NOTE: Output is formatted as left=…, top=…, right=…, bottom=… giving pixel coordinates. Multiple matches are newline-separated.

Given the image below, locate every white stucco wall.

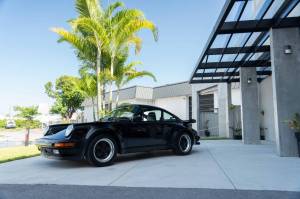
left=259, top=76, right=275, bottom=142
left=231, top=88, right=241, bottom=105
left=154, top=96, right=189, bottom=120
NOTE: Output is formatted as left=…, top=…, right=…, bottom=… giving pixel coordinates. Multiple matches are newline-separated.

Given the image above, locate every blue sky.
left=0, top=0, right=225, bottom=115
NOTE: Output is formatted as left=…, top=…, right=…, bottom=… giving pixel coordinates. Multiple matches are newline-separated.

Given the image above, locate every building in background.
left=82, top=82, right=193, bottom=122
left=189, top=0, right=300, bottom=157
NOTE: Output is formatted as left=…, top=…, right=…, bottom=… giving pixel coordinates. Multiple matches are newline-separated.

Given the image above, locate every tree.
left=52, top=0, right=158, bottom=115
left=114, top=60, right=156, bottom=106
left=14, top=106, right=39, bottom=146
left=53, top=0, right=110, bottom=119
left=45, top=76, right=85, bottom=121
left=77, top=69, right=97, bottom=121
left=104, top=4, right=158, bottom=110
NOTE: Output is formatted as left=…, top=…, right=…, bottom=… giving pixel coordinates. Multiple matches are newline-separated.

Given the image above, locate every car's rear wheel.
left=87, top=135, right=117, bottom=167
left=173, top=133, right=193, bottom=155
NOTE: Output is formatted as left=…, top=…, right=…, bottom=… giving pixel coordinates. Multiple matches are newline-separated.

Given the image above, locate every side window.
left=114, top=106, right=135, bottom=119
left=141, top=109, right=162, bottom=122
left=162, top=111, right=177, bottom=122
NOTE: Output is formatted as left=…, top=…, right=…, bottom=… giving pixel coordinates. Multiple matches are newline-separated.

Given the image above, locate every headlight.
left=65, top=125, right=74, bottom=137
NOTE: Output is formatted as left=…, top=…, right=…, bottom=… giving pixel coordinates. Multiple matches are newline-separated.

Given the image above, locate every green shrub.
left=15, top=119, right=41, bottom=129
left=0, top=120, right=6, bottom=128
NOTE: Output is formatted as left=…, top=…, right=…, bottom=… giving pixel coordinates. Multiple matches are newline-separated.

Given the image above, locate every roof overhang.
left=190, top=0, right=300, bottom=84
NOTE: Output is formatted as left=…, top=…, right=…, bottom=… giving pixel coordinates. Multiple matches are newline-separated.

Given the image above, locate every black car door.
left=139, top=108, right=166, bottom=146
left=120, top=106, right=163, bottom=149
left=160, top=110, right=180, bottom=145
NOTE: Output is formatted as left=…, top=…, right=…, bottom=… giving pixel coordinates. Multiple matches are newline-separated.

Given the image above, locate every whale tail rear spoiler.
left=183, top=119, right=196, bottom=124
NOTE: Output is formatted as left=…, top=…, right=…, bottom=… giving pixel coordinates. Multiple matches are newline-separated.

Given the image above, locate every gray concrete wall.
left=270, top=27, right=300, bottom=157
left=240, top=67, right=260, bottom=144
left=218, top=83, right=233, bottom=138
left=259, top=76, right=276, bottom=142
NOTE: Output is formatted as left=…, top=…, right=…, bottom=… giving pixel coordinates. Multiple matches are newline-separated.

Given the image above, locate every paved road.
left=0, top=184, right=299, bottom=199
left=0, top=129, right=43, bottom=148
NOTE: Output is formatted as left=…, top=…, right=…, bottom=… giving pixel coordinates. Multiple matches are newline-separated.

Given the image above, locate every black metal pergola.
left=190, top=0, right=300, bottom=84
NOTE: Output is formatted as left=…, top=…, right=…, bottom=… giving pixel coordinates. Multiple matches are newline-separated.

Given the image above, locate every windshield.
left=102, top=106, right=136, bottom=121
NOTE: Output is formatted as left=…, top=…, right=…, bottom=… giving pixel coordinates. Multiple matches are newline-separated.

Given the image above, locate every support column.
left=271, top=27, right=300, bottom=157
left=240, top=67, right=260, bottom=144
left=218, top=83, right=233, bottom=138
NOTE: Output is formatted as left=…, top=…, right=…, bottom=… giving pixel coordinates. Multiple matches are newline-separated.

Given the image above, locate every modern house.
left=189, top=0, right=300, bottom=157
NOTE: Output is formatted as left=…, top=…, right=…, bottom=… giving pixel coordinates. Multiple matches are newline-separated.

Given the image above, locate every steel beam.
left=198, top=60, right=270, bottom=69
left=207, top=46, right=270, bottom=55
left=194, top=70, right=271, bottom=78
left=219, top=17, right=300, bottom=34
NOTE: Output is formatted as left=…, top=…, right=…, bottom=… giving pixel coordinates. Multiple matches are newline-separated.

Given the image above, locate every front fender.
left=80, top=125, right=123, bottom=158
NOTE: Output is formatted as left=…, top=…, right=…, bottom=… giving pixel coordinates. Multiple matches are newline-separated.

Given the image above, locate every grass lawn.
left=0, top=145, right=40, bottom=164
left=0, top=128, right=25, bottom=132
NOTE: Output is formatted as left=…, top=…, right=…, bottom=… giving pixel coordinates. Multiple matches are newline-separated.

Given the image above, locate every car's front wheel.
left=87, top=135, right=117, bottom=167
left=173, top=133, right=193, bottom=155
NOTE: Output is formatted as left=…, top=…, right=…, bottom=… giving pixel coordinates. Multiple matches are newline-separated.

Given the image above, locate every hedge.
left=0, top=119, right=41, bottom=129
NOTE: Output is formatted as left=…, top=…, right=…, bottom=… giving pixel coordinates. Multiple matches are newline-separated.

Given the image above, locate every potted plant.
left=204, top=120, right=210, bottom=137
left=231, top=127, right=242, bottom=140
left=286, top=113, right=300, bottom=157
left=260, top=126, right=267, bottom=140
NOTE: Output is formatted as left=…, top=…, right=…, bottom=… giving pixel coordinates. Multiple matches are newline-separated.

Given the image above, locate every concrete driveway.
left=0, top=140, right=300, bottom=192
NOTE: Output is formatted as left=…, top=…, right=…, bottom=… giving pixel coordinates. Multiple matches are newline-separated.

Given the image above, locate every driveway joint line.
left=107, top=162, right=140, bottom=186
left=206, top=146, right=237, bottom=190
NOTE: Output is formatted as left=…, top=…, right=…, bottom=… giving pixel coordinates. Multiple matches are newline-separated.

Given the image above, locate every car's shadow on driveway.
left=38, top=148, right=202, bottom=168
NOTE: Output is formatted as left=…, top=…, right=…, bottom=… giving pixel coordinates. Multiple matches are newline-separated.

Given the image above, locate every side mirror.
left=189, top=119, right=196, bottom=123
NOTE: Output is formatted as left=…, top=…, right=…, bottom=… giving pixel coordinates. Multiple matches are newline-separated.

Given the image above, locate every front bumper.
left=36, top=138, right=83, bottom=160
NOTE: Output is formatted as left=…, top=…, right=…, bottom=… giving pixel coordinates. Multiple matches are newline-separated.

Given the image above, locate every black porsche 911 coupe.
left=36, top=104, right=200, bottom=167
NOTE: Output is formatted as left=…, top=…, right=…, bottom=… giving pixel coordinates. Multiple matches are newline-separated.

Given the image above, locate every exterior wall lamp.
left=284, top=45, right=293, bottom=54
left=247, top=77, right=252, bottom=84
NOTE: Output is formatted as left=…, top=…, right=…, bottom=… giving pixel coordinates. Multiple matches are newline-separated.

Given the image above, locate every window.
left=162, top=111, right=177, bottom=122
left=141, top=109, right=162, bottom=122
left=104, top=106, right=136, bottom=121
left=199, top=94, right=214, bottom=112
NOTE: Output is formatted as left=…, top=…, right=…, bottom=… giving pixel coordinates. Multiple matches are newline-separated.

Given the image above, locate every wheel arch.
left=171, top=128, right=195, bottom=146
left=82, top=127, right=122, bottom=157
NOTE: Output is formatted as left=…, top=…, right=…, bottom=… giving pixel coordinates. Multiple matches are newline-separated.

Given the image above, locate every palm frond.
left=51, top=27, right=96, bottom=62
left=122, top=70, right=156, bottom=86
left=72, top=17, right=109, bottom=48
left=76, top=0, right=103, bottom=20
left=126, top=35, right=142, bottom=54
left=104, top=1, right=125, bottom=19
left=112, top=9, right=145, bottom=29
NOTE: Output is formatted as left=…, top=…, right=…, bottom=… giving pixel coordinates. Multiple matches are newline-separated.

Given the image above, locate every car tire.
left=87, top=134, right=117, bottom=167
left=173, top=133, right=193, bottom=155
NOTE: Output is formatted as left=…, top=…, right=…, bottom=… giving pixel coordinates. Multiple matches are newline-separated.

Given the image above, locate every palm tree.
left=52, top=0, right=109, bottom=119
left=14, top=106, right=39, bottom=146
left=77, top=69, right=97, bottom=121
left=106, top=7, right=158, bottom=110
left=114, top=60, right=156, bottom=107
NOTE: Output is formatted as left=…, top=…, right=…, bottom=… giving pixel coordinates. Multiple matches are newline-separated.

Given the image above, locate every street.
left=0, top=129, right=43, bottom=148
left=0, top=184, right=299, bottom=199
